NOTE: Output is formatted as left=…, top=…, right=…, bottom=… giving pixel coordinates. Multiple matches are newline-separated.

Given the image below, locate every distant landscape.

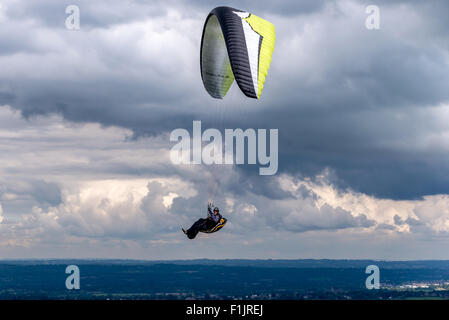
left=0, top=260, right=448, bottom=300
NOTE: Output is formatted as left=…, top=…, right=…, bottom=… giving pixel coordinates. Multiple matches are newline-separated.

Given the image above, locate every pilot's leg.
left=186, top=218, right=207, bottom=239
left=205, top=218, right=217, bottom=230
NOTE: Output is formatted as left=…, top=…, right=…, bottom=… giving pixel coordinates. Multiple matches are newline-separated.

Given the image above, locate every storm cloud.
left=0, top=0, right=449, bottom=259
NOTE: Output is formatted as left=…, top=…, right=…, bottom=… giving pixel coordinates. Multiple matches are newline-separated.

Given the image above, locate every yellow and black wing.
left=200, top=6, right=276, bottom=99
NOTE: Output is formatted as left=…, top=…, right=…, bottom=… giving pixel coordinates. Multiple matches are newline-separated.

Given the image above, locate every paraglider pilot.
left=183, top=202, right=223, bottom=239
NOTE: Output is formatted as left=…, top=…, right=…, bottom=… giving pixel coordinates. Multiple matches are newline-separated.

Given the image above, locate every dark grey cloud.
left=0, top=105, right=449, bottom=259
left=3, top=0, right=327, bottom=28
left=1, top=0, right=449, bottom=202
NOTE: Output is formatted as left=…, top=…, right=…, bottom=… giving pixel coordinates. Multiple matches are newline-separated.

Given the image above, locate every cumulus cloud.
left=1, top=0, right=449, bottom=199
left=0, top=106, right=447, bottom=259
left=0, top=0, right=449, bottom=258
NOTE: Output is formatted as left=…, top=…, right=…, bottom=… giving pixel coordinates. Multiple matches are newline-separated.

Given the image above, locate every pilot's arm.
left=207, top=203, right=214, bottom=219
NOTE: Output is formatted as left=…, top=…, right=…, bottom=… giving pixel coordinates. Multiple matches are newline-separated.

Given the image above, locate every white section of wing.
left=233, top=11, right=250, bottom=18
left=233, top=11, right=260, bottom=97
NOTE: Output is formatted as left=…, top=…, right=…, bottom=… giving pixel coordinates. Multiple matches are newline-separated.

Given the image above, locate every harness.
left=200, top=218, right=227, bottom=234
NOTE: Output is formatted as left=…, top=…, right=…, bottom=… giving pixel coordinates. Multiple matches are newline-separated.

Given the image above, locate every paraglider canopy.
left=200, top=6, right=276, bottom=99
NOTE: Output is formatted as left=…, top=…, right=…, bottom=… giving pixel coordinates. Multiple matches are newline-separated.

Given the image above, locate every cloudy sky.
left=0, top=0, right=449, bottom=259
